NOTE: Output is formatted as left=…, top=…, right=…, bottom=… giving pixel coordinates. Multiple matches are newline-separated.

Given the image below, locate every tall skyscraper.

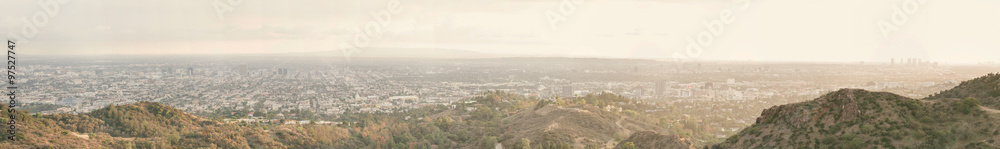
left=277, top=68, right=288, bottom=75
left=187, top=68, right=194, bottom=76
left=239, top=64, right=248, bottom=76
left=563, top=86, right=573, bottom=97
left=655, top=80, right=665, bottom=97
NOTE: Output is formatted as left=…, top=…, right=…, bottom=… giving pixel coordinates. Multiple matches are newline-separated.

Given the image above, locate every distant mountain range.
left=277, top=48, right=514, bottom=59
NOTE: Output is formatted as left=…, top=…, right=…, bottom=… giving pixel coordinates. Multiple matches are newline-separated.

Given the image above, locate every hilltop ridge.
left=614, top=131, right=696, bottom=149
left=928, top=73, right=1000, bottom=109
left=1, top=91, right=689, bottom=148
left=0, top=101, right=337, bottom=148
left=714, top=86, right=1000, bottom=148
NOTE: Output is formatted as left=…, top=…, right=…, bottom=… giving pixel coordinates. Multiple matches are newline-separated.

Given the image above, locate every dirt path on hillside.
left=606, top=139, right=617, bottom=149
left=70, top=132, right=89, bottom=139
left=572, top=137, right=585, bottom=149
left=606, top=117, right=629, bottom=149
left=981, top=106, right=1000, bottom=114
left=615, top=117, right=630, bottom=134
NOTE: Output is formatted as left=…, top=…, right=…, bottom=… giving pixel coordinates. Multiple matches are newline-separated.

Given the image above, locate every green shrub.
left=535, top=100, right=550, bottom=110
left=620, top=142, right=638, bottom=149
left=845, top=138, right=865, bottom=149
left=615, top=131, right=630, bottom=141
left=518, top=138, right=531, bottom=149
left=623, top=110, right=639, bottom=117
left=860, top=124, right=875, bottom=134
left=954, top=97, right=981, bottom=114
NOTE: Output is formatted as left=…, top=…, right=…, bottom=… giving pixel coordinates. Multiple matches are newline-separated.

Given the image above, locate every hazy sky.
left=3, top=0, right=999, bottom=64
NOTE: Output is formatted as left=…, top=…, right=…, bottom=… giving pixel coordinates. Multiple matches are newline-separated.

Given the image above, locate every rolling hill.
left=0, top=91, right=686, bottom=149
left=928, top=73, right=1000, bottom=109
left=613, top=131, right=697, bottom=149
left=0, top=101, right=338, bottom=148
left=499, top=103, right=662, bottom=148
left=712, top=87, right=1000, bottom=148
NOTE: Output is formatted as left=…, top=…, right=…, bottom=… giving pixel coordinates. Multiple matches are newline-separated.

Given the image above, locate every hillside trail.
left=615, top=117, right=628, bottom=133
left=572, top=137, right=585, bottom=149
left=603, top=116, right=629, bottom=149
left=980, top=106, right=1000, bottom=114
left=70, top=132, right=89, bottom=139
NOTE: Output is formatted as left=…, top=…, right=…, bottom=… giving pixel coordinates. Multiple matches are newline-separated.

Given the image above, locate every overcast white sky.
left=2, top=0, right=999, bottom=64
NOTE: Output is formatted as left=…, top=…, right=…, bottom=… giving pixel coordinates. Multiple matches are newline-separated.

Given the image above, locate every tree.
left=554, top=97, right=566, bottom=106
left=620, top=142, right=638, bottom=149
left=422, top=116, right=433, bottom=124
left=860, top=124, right=875, bottom=134
left=435, top=117, right=453, bottom=130
left=535, top=100, right=550, bottom=110
left=394, top=132, right=415, bottom=144
left=472, top=107, right=500, bottom=120
left=845, top=138, right=864, bottom=148
left=492, top=96, right=503, bottom=103
left=519, top=138, right=531, bottom=149
left=955, top=97, right=981, bottom=114
left=623, top=110, right=639, bottom=117
left=480, top=136, right=498, bottom=149
left=615, top=132, right=631, bottom=141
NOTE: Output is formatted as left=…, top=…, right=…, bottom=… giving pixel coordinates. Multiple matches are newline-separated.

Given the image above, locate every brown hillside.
left=714, top=89, right=1000, bottom=149
left=928, top=73, right=1000, bottom=109
left=614, top=131, right=696, bottom=149
left=500, top=104, right=661, bottom=148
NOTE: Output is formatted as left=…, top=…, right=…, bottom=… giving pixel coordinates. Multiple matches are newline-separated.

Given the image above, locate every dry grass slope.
left=714, top=87, right=1000, bottom=149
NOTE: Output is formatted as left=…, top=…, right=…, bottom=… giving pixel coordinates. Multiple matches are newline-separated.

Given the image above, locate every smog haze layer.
left=2, top=0, right=1000, bottom=64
